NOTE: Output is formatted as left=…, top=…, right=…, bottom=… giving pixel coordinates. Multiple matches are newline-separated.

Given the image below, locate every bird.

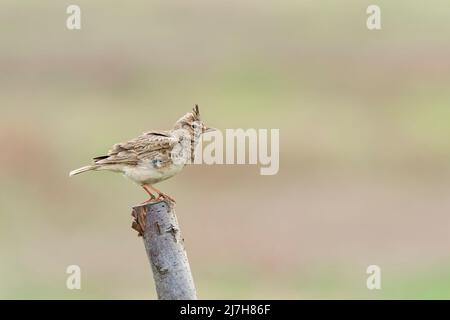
left=69, top=104, right=215, bottom=203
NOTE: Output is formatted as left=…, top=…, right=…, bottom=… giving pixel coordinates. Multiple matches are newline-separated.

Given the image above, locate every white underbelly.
left=123, top=162, right=184, bottom=185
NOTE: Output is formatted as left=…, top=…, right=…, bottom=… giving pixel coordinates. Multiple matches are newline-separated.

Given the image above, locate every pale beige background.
left=1, top=1, right=450, bottom=299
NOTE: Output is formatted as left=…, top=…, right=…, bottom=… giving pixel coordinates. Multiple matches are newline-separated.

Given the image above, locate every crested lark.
left=69, top=105, right=215, bottom=203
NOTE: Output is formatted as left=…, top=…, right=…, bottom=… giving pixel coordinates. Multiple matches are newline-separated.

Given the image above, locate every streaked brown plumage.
left=69, top=105, right=214, bottom=203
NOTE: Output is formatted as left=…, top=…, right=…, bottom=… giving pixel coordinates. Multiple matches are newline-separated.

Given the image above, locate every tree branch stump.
left=131, top=200, right=197, bottom=300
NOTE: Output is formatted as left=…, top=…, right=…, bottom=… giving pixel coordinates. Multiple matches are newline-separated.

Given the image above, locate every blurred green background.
left=1, top=0, right=450, bottom=299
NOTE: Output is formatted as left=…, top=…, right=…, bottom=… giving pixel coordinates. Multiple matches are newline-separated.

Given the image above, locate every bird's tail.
left=69, top=165, right=99, bottom=177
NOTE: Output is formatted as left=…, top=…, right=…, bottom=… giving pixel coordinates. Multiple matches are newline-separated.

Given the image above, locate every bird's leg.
left=141, top=184, right=158, bottom=204
left=151, top=185, right=176, bottom=203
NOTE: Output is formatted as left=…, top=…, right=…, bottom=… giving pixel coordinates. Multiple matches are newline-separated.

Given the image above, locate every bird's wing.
left=93, top=130, right=178, bottom=166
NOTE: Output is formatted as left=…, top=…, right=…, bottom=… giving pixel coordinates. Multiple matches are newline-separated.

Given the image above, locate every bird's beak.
left=203, top=127, right=217, bottom=133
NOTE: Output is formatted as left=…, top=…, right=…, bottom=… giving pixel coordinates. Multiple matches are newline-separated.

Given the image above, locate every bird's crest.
left=193, top=104, right=200, bottom=119
left=174, top=104, right=201, bottom=127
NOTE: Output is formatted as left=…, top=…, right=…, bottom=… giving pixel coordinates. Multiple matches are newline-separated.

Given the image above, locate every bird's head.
left=173, top=104, right=216, bottom=138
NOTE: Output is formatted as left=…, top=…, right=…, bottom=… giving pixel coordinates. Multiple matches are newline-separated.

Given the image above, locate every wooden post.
left=131, top=200, right=197, bottom=300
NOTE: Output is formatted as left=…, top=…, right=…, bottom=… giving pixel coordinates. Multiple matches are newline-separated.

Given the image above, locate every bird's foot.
left=141, top=198, right=157, bottom=205
left=141, top=184, right=175, bottom=204
left=140, top=193, right=159, bottom=205
left=156, top=193, right=176, bottom=204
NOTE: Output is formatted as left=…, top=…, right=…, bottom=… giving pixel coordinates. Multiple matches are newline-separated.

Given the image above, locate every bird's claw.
left=141, top=195, right=159, bottom=205
left=156, top=193, right=176, bottom=204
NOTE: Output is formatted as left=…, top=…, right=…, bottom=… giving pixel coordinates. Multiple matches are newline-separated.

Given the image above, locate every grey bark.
left=131, top=200, right=197, bottom=300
